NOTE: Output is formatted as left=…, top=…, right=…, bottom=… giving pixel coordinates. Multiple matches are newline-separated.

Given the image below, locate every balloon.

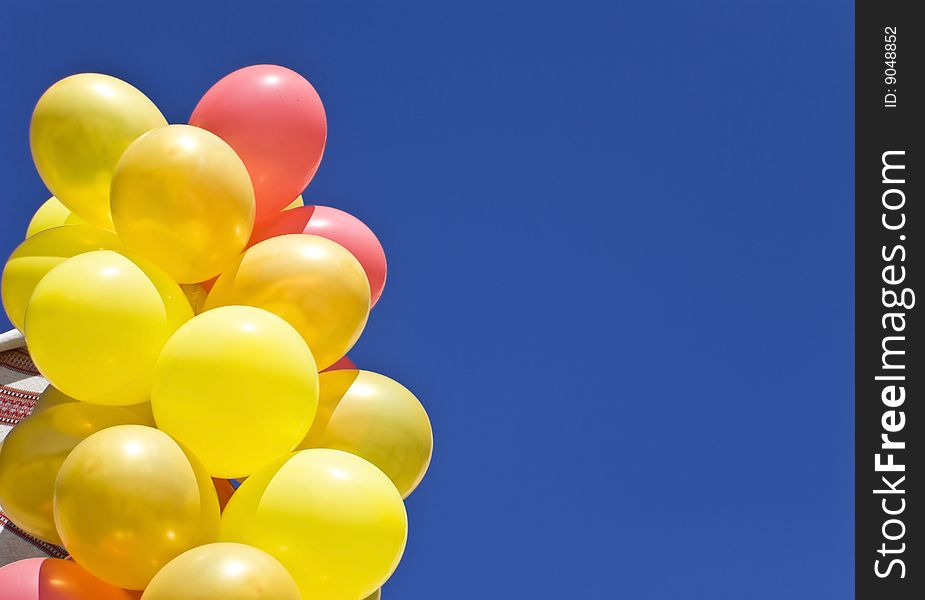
left=151, top=306, right=318, bottom=478
left=30, top=73, right=167, bottom=228
left=30, top=384, right=80, bottom=412
left=24, top=251, right=192, bottom=405
left=251, top=205, right=388, bottom=307
left=140, top=543, right=300, bottom=600
left=284, top=194, right=304, bottom=210
left=213, top=478, right=235, bottom=511
left=32, top=384, right=85, bottom=412
left=189, top=65, right=326, bottom=222
left=363, top=591, right=382, bottom=600
left=26, top=197, right=88, bottom=238
left=322, top=354, right=357, bottom=372
left=54, top=425, right=220, bottom=590
left=180, top=283, right=208, bottom=314
left=220, top=449, right=407, bottom=600
left=204, top=235, right=370, bottom=370
left=110, top=125, right=255, bottom=283
left=2, top=225, right=123, bottom=331
left=32, top=385, right=156, bottom=423
left=0, top=397, right=150, bottom=544
left=0, top=558, right=136, bottom=600
left=298, top=370, right=433, bottom=498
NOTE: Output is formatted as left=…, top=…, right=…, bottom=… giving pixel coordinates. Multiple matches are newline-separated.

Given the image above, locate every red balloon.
left=0, top=558, right=136, bottom=600
left=212, top=477, right=236, bottom=512
left=322, top=355, right=358, bottom=372
left=189, top=65, right=327, bottom=223
left=251, top=205, right=388, bottom=307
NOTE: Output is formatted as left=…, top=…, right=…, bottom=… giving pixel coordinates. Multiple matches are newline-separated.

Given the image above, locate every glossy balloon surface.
left=152, top=306, right=318, bottom=478
left=25, top=251, right=192, bottom=405
left=0, top=398, right=149, bottom=543
left=30, top=73, right=166, bottom=228
left=2, top=225, right=122, bottom=331
left=190, top=65, right=326, bottom=222
left=54, top=425, right=220, bottom=590
left=25, top=197, right=88, bottom=238
left=299, top=369, right=432, bottom=498
left=251, top=205, right=387, bottom=307
left=220, top=449, right=407, bottom=600
left=204, top=234, right=369, bottom=370
left=140, top=543, right=300, bottom=600
left=111, top=125, right=255, bottom=283
left=0, top=558, right=137, bottom=600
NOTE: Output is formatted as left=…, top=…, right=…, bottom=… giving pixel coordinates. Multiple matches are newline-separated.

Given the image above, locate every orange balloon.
left=0, top=558, right=136, bottom=600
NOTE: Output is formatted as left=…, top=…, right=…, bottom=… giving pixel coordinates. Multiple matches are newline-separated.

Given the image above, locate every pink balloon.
left=322, top=355, right=358, bottom=372
left=0, top=558, right=136, bottom=600
left=251, top=205, right=388, bottom=307
left=189, top=65, right=327, bottom=223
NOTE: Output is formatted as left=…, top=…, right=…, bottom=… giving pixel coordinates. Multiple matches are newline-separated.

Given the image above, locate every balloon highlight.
left=140, top=543, right=300, bottom=600
left=190, top=65, right=326, bottom=222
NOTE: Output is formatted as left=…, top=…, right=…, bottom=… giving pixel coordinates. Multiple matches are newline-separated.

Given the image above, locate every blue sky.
left=1, top=1, right=853, bottom=598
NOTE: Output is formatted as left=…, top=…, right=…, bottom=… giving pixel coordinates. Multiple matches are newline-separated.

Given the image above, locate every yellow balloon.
left=24, top=250, right=192, bottom=405
left=32, top=384, right=156, bottom=425
left=140, top=543, right=300, bottom=600
left=31, top=383, right=79, bottom=412
left=152, top=306, right=318, bottom=478
left=30, top=73, right=167, bottom=228
left=25, top=196, right=88, bottom=238
left=31, top=383, right=82, bottom=412
left=299, top=370, right=433, bottom=498
left=110, top=124, right=256, bottom=284
left=2, top=224, right=123, bottom=331
left=363, top=590, right=382, bottom=600
left=205, top=234, right=370, bottom=370
left=0, top=398, right=150, bottom=544
left=54, top=425, right=221, bottom=590
left=284, top=195, right=304, bottom=210
left=220, top=449, right=407, bottom=600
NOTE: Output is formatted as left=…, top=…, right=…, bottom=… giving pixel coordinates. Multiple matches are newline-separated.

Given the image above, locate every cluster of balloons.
left=0, top=65, right=431, bottom=600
